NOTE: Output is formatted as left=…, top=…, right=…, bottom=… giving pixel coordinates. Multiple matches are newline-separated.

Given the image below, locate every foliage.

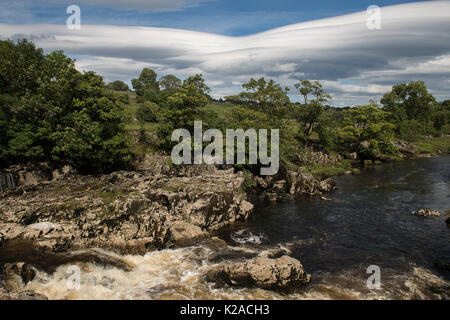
left=106, top=80, right=129, bottom=91
left=156, top=74, right=210, bottom=149
left=131, top=68, right=160, bottom=103
left=381, top=81, right=435, bottom=127
left=0, top=39, right=131, bottom=172
left=338, top=103, right=396, bottom=161
left=136, top=101, right=158, bottom=123
left=225, top=77, right=290, bottom=122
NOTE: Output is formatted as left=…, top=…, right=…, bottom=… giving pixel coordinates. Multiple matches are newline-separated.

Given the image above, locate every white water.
left=25, top=243, right=449, bottom=300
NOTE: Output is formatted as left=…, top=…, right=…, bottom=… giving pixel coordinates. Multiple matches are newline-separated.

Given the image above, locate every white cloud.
left=1, top=1, right=449, bottom=105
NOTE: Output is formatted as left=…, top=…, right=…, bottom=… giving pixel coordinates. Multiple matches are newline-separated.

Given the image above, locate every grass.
left=306, top=159, right=353, bottom=180
left=413, top=135, right=450, bottom=154
left=202, top=102, right=234, bottom=119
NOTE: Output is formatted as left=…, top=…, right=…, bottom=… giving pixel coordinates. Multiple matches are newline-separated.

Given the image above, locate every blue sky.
left=1, top=1, right=449, bottom=106
left=2, top=0, right=424, bottom=35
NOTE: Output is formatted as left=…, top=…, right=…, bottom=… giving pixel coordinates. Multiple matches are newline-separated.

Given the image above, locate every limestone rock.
left=168, top=221, right=207, bottom=247
left=0, top=161, right=253, bottom=254
left=206, top=255, right=311, bottom=292
left=414, top=208, right=441, bottom=217
left=318, top=178, right=336, bottom=192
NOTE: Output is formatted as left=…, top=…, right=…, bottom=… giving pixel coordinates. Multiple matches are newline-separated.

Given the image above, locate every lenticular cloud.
left=1, top=1, right=449, bottom=104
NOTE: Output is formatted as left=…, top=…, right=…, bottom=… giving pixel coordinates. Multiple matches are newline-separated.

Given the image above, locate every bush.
left=136, top=101, right=158, bottom=123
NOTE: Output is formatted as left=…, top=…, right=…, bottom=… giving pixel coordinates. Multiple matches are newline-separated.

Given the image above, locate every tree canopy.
left=0, top=39, right=131, bottom=172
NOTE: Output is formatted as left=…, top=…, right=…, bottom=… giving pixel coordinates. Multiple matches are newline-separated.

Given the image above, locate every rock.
left=240, top=200, right=254, bottom=215
left=264, top=192, right=278, bottom=202
left=318, top=178, right=336, bottom=192
left=0, top=290, right=48, bottom=300
left=29, top=222, right=61, bottom=231
left=392, top=140, right=412, bottom=153
left=446, top=217, right=450, bottom=228
left=296, top=150, right=342, bottom=166
left=414, top=208, right=441, bottom=217
left=1, top=263, right=37, bottom=292
left=0, top=163, right=253, bottom=254
left=254, top=176, right=273, bottom=189
left=296, top=172, right=320, bottom=195
left=287, top=171, right=298, bottom=195
left=168, top=221, right=207, bottom=247
left=207, top=255, right=311, bottom=292
left=347, top=152, right=358, bottom=160
left=201, top=237, right=228, bottom=250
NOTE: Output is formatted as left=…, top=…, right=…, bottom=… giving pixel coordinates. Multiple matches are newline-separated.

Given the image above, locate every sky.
left=1, top=0, right=449, bottom=106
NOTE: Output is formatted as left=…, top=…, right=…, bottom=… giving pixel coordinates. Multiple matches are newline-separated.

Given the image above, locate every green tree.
left=0, top=39, right=131, bottom=172
left=294, top=80, right=314, bottom=104
left=225, top=77, right=290, bottom=122
left=431, top=100, right=450, bottom=134
left=156, top=74, right=210, bottom=149
left=381, top=81, right=435, bottom=127
left=159, top=74, right=182, bottom=92
left=338, top=103, right=396, bottom=163
left=293, top=80, right=332, bottom=137
left=106, top=80, right=129, bottom=91
left=132, top=68, right=160, bottom=103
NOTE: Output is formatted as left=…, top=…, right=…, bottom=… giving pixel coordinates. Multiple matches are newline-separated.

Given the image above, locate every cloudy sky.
left=1, top=0, right=449, bottom=106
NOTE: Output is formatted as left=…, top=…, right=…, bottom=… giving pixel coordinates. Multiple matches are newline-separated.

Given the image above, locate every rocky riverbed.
left=0, top=154, right=335, bottom=299
left=3, top=154, right=448, bottom=300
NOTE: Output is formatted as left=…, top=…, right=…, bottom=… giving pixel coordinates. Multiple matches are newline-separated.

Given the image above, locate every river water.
left=24, top=156, right=450, bottom=299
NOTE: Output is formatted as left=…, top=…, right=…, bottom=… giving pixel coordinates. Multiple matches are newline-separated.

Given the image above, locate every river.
left=24, top=156, right=450, bottom=299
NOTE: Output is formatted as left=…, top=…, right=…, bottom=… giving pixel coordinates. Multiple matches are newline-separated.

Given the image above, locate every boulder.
left=1, top=263, right=37, bottom=292
left=206, top=255, right=311, bottom=292
left=414, top=208, right=441, bottom=217
left=318, top=178, right=336, bottom=192
left=168, top=221, right=207, bottom=247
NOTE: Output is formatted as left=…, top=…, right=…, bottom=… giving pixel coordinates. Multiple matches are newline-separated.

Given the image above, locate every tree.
left=295, top=80, right=331, bottom=104
left=381, top=81, right=435, bottom=125
left=132, top=68, right=160, bottom=103
left=431, top=100, right=450, bottom=133
left=156, top=74, right=210, bottom=149
left=159, top=74, right=182, bottom=92
left=0, top=39, right=131, bottom=172
left=293, top=80, right=332, bottom=136
left=338, top=103, right=396, bottom=163
left=225, top=77, right=290, bottom=121
left=106, top=80, right=129, bottom=91
left=294, top=80, right=314, bottom=104
left=311, top=81, right=331, bottom=103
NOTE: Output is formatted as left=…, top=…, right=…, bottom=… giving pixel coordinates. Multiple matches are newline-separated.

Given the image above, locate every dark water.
left=235, top=155, right=450, bottom=285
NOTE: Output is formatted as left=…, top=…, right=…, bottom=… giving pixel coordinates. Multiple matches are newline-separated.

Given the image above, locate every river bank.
left=1, top=137, right=449, bottom=300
